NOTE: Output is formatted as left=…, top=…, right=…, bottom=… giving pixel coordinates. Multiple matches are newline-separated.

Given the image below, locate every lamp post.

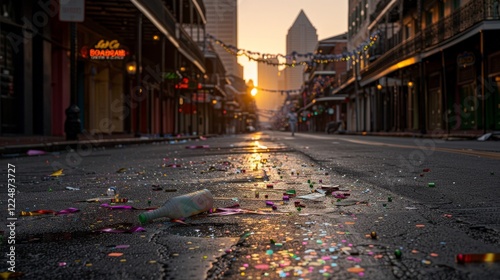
left=126, top=59, right=137, bottom=134
left=64, top=22, right=81, bottom=140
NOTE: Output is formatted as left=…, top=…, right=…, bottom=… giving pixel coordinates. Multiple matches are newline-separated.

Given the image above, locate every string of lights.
left=206, top=30, right=381, bottom=67
left=254, top=86, right=302, bottom=94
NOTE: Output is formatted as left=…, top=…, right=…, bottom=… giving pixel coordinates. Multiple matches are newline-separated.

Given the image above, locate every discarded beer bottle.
left=138, top=189, right=213, bottom=224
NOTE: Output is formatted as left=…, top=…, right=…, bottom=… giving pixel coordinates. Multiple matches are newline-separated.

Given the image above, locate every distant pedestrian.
left=287, top=108, right=298, bottom=136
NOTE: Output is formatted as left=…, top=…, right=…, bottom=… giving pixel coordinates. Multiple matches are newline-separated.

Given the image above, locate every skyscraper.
left=203, top=0, right=243, bottom=79
left=284, top=10, right=318, bottom=91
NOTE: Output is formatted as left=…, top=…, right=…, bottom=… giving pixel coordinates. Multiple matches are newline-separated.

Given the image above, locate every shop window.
left=404, top=23, right=412, bottom=40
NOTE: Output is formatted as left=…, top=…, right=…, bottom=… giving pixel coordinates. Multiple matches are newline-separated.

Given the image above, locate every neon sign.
left=84, top=40, right=128, bottom=60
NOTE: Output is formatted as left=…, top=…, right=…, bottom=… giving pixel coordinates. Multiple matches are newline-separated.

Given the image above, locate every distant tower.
left=204, top=0, right=243, bottom=78
left=284, top=10, right=318, bottom=91
left=257, top=58, right=283, bottom=123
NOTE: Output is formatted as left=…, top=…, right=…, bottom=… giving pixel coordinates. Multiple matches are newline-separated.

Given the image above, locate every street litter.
left=151, top=185, right=162, bottom=191
left=20, top=208, right=79, bottom=216
left=98, top=226, right=145, bottom=234
left=456, top=253, right=500, bottom=263
left=318, top=184, right=340, bottom=194
left=297, top=192, right=325, bottom=200
left=27, top=149, right=46, bottom=156
left=100, top=204, right=156, bottom=211
left=332, top=192, right=350, bottom=199
left=185, top=145, right=209, bottom=149
left=334, top=200, right=365, bottom=206
left=65, top=187, right=80, bottom=191
left=208, top=207, right=287, bottom=216
left=80, top=197, right=119, bottom=203
left=50, top=169, right=64, bottom=177
left=138, top=189, right=213, bottom=223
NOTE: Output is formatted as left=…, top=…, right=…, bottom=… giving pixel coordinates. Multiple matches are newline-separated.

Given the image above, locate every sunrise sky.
left=237, top=0, right=349, bottom=85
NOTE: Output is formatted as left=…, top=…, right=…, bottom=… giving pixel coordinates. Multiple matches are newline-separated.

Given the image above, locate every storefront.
left=79, top=34, right=128, bottom=134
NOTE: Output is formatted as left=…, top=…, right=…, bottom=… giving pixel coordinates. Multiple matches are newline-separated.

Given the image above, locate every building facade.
left=334, top=0, right=500, bottom=136
left=0, top=0, right=235, bottom=139
left=300, top=33, right=349, bottom=132
left=284, top=10, right=318, bottom=92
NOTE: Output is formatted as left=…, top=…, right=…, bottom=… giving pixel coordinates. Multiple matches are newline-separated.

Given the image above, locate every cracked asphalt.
left=1, top=131, right=499, bottom=279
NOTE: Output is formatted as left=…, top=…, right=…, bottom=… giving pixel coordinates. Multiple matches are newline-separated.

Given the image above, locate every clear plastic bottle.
left=138, top=189, right=213, bottom=223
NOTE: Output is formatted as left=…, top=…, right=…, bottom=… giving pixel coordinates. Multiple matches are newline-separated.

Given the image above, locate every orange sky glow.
left=237, top=0, right=349, bottom=86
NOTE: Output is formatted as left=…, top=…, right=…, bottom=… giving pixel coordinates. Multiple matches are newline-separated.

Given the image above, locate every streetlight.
left=126, top=61, right=137, bottom=75
left=251, top=88, right=258, bottom=96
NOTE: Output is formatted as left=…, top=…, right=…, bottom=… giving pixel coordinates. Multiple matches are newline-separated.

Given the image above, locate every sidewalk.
left=0, top=132, right=214, bottom=156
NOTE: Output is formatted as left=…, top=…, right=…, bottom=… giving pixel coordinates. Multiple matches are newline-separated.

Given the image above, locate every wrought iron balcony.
left=361, top=0, right=499, bottom=80
left=177, top=26, right=205, bottom=70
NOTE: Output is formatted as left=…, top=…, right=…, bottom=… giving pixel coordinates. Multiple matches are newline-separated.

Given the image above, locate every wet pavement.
left=1, top=132, right=499, bottom=279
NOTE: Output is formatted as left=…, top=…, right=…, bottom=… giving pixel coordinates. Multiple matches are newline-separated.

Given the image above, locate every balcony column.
left=480, top=30, right=486, bottom=133
left=135, top=13, right=143, bottom=136
left=441, top=50, right=449, bottom=134
left=160, top=35, right=166, bottom=136
left=64, top=22, right=81, bottom=141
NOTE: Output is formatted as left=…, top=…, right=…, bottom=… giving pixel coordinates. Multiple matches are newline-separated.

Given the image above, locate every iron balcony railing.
left=177, top=26, right=206, bottom=69
left=142, top=0, right=177, bottom=38
left=360, top=0, right=498, bottom=80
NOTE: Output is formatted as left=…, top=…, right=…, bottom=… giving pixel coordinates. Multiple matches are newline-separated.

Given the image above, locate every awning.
left=331, top=77, right=354, bottom=95
left=360, top=55, right=420, bottom=87
left=310, top=70, right=336, bottom=79
left=299, top=95, right=347, bottom=112
left=225, top=84, right=243, bottom=96
left=200, top=84, right=227, bottom=98
left=225, top=100, right=240, bottom=109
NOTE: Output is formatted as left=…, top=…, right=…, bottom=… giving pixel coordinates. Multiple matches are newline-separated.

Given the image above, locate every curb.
left=0, top=135, right=218, bottom=157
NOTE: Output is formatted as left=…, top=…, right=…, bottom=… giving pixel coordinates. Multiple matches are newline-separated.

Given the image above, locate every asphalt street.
left=0, top=131, right=499, bottom=280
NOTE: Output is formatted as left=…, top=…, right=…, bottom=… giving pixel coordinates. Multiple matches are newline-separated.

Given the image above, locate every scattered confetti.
left=50, top=169, right=64, bottom=177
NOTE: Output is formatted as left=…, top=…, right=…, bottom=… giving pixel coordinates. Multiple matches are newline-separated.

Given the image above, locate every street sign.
left=59, top=0, right=85, bottom=22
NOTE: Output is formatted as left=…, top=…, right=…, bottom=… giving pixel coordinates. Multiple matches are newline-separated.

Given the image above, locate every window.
left=404, top=23, right=412, bottom=40
left=426, top=10, right=433, bottom=26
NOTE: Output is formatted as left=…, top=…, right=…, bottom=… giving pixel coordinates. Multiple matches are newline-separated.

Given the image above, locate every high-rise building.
left=203, top=0, right=243, bottom=79
left=257, top=58, right=284, bottom=123
left=284, top=10, right=318, bottom=92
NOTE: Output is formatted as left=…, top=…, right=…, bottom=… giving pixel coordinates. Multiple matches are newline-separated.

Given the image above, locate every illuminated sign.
left=83, top=40, right=128, bottom=60
left=175, top=77, right=202, bottom=90
left=457, top=52, right=475, bottom=67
